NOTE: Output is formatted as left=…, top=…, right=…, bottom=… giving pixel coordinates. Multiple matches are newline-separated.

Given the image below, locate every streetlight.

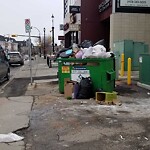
left=31, top=26, right=41, bottom=57
left=43, top=27, right=46, bottom=59
left=51, top=14, right=55, bottom=54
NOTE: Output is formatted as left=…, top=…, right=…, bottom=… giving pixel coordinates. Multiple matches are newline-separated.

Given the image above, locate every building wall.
left=81, top=0, right=112, bottom=49
left=110, top=13, right=150, bottom=52
left=81, top=0, right=101, bottom=43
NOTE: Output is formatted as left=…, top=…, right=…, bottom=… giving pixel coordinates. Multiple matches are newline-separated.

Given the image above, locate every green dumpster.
left=57, top=58, right=116, bottom=93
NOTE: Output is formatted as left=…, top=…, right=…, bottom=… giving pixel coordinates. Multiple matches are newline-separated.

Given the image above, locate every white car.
left=8, top=51, right=24, bottom=66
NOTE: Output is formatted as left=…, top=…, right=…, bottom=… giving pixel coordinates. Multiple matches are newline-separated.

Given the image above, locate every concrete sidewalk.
left=0, top=56, right=57, bottom=150
left=14, top=56, right=58, bottom=79
left=0, top=96, right=33, bottom=150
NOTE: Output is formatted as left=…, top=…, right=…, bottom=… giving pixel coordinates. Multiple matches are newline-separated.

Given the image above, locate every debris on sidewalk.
left=0, top=133, right=24, bottom=143
left=144, top=137, right=149, bottom=141
left=120, top=135, right=125, bottom=140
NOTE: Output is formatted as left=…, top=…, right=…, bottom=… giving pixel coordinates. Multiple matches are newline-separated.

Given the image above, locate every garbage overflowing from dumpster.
left=55, top=40, right=114, bottom=60
left=56, top=40, right=118, bottom=105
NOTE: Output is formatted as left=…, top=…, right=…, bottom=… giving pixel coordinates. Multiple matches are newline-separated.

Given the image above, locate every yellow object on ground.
left=120, top=53, right=124, bottom=77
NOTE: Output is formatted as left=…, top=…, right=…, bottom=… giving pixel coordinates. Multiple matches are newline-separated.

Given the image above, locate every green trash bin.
left=139, top=54, right=150, bottom=85
left=57, top=58, right=116, bottom=93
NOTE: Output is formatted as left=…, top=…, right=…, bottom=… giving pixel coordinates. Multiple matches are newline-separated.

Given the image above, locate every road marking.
left=0, top=76, right=14, bottom=93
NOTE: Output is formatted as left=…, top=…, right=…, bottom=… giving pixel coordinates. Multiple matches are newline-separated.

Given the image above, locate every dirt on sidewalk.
left=21, top=80, right=150, bottom=150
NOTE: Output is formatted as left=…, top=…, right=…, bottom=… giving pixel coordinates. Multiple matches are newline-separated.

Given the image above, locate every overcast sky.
left=0, top=0, right=64, bottom=44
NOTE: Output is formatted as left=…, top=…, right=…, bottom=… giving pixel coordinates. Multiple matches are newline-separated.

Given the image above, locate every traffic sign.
left=25, top=19, right=31, bottom=33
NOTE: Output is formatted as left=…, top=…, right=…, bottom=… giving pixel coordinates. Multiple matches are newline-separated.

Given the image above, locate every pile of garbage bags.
left=55, top=40, right=114, bottom=60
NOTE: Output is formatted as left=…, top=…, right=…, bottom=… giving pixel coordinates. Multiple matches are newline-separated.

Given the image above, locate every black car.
left=0, top=49, right=10, bottom=81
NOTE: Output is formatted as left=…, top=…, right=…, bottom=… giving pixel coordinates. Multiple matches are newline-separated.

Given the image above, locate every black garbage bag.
left=54, top=47, right=71, bottom=60
left=59, top=49, right=73, bottom=58
left=77, top=77, right=93, bottom=99
left=79, top=40, right=93, bottom=48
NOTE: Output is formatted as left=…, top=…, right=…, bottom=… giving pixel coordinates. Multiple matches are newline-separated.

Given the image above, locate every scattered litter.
left=147, top=92, right=150, bottom=95
left=137, top=136, right=141, bottom=140
left=80, top=101, right=87, bottom=105
left=57, top=134, right=60, bottom=141
left=120, top=135, right=125, bottom=140
left=62, top=117, right=64, bottom=120
left=0, top=133, right=24, bottom=143
left=113, top=119, right=118, bottom=123
left=34, top=135, right=37, bottom=137
left=109, top=120, right=113, bottom=124
left=144, top=137, right=148, bottom=141
left=85, top=122, right=89, bottom=125
left=63, top=144, right=69, bottom=147
left=80, top=101, right=83, bottom=105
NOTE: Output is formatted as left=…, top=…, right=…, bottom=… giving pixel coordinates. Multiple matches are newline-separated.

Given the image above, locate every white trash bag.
left=82, top=47, right=93, bottom=59
left=92, top=45, right=106, bottom=53
left=0, top=133, right=24, bottom=143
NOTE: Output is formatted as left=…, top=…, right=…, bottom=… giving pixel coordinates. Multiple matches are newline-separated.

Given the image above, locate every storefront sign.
left=69, top=6, right=80, bottom=14
left=115, top=0, right=150, bottom=13
left=69, top=24, right=80, bottom=31
left=58, top=36, right=65, bottom=40
left=99, top=0, right=111, bottom=13
left=120, top=0, right=150, bottom=7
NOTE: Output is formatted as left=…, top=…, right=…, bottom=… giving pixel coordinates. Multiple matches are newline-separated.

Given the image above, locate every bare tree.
left=39, top=36, right=52, bottom=55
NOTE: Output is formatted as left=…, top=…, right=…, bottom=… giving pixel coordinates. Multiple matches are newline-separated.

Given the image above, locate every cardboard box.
left=64, top=78, right=75, bottom=99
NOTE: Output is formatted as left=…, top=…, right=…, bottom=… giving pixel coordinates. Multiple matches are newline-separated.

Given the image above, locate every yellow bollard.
left=120, top=53, right=124, bottom=77
left=127, top=58, right=131, bottom=85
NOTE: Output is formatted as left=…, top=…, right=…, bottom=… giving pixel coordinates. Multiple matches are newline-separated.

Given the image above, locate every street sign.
left=25, top=19, right=31, bottom=33
left=25, top=18, right=32, bottom=84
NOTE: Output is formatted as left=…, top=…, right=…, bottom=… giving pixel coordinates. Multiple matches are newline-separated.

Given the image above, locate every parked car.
left=0, top=48, right=10, bottom=81
left=8, top=51, right=24, bottom=66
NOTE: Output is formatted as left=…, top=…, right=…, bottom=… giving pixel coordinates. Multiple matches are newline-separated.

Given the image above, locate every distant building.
left=0, top=35, right=18, bottom=51
left=16, top=41, right=27, bottom=53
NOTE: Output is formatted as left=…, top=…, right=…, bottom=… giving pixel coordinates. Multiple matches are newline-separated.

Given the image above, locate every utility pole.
left=51, top=14, right=55, bottom=54
left=39, top=36, right=41, bottom=57
left=43, top=27, right=46, bottom=59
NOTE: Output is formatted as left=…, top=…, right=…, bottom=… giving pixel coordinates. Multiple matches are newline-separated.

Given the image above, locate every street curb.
left=137, top=82, right=150, bottom=90
left=34, top=79, right=58, bottom=84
